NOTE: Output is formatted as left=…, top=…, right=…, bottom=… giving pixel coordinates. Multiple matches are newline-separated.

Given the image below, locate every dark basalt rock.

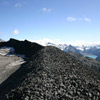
left=0, top=45, right=100, bottom=100
left=0, top=38, right=44, bottom=58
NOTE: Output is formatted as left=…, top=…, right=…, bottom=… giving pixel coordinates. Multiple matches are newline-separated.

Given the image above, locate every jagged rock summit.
left=0, top=38, right=44, bottom=58
left=0, top=39, right=100, bottom=100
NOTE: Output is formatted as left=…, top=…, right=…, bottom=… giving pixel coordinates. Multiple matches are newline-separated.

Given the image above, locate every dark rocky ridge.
left=0, top=38, right=44, bottom=58
left=0, top=41, right=100, bottom=100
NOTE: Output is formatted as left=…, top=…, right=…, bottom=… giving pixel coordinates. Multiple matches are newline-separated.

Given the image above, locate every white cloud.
left=42, top=8, right=47, bottom=12
left=31, top=38, right=100, bottom=47
left=84, top=18, right=91, bottom=22
left=68, top=40, right=90, bottom=46
left=66, top=16, right=92, bottom=22
left=32, top=38, right=65, bottom=46
left=66, top=16, right=76, bottom=22
left=15, top=3, right=22, bottom=7
left=32, top=38, right=54, bottom=46
left=13, top=29, right=19, bottom=35
left=42, top=8, right=52, bottom=13
left=68, top=40, right=100, bottom=46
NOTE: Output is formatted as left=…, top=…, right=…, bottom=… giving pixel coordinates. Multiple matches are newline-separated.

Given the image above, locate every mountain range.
left=46, top=42, right=100, bottom=61
left=0, top=39, right=100, bottom=99
left=1, top=39, right=100, bottom=60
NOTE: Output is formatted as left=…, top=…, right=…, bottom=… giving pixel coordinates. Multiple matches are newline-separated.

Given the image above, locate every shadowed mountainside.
left=96, top=55, right=100, bottom=61
left=0, top=40, right=100, bottom=99
left=0, top=38, right=44, bottom=58
left=68, top=52, right=100, bottom=74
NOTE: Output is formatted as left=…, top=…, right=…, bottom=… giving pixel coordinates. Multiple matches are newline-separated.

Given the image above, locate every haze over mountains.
left=0, top=39, right=100, bottom=99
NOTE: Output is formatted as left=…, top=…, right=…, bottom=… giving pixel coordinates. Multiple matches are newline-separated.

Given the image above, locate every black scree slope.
left=0, top=46, right=100, bottom=100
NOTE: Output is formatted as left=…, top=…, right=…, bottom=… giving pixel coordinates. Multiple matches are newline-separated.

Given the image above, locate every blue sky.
left=0, top=0, right=100, bottom=44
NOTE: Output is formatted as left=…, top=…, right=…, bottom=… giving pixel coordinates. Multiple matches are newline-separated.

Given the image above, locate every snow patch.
left=0, top=47, right=26, bottom=58
left=6, top=60, right=25, bottom=69
left=0, top=47, right=14, bottom=56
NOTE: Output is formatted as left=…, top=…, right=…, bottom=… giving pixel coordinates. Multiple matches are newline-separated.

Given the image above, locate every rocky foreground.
left=0, top=39, right=100, bottom=100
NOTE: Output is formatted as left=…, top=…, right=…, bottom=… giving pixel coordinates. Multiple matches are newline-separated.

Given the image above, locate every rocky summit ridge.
left=0, top=38, right=44, bottom=58
left=0, top=39, right=100, bottom=100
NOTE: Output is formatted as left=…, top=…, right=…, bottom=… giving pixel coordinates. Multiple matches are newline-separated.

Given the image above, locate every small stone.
left=25, top=96, right=29, bottom=100
left=88, top=93, right=92, bottom=97
left=77, top=91, right=80, bottom=95
left=97, top=92, right=100, bottom=96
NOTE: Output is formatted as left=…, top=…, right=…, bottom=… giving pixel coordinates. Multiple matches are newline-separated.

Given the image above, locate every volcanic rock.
left=0, top=38, right=44, bottom=58
left=0, top=44, right=100, bottom=100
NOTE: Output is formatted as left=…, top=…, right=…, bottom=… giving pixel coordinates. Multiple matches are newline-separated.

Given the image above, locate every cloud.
left=42, top=8, right=52, bottom=13
left=32, top=38, right=65, bottom=46
left=68, top=40, right=100, bottom=46
left=32, top=38, right=54, bottom=46
left=66, top=16, right=92, bottom=22
left=66, top=16, right=76, bottom=22
left=14, top=3, right=22, bottom=7
left=0, top=1, right=23, bottom=7
left=31, top=38, right=100, bottom=47
left=13, top=29, right=19, bottom=35
left=84, top=18, right=91, bottom=22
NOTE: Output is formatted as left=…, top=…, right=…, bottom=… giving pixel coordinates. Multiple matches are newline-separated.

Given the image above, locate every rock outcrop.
left=0, top=38, right=44, bottom=58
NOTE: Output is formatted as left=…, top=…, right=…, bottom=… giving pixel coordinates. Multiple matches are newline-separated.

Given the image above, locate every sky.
left=0, top=0, right=100, bottom=45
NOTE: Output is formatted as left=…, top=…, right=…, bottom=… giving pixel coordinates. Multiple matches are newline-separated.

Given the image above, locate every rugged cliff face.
left=0, top=39, right=100, bottom=100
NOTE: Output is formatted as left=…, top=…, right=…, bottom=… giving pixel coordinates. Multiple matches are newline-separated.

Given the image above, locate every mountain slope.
left=0, top=45, right=100, bottom=100
left=68, top=52, right=100, bottom=74
left=0, top=38, right=44, bottom=58
left=64, top=45, right=81, bottom=54
left=96, top=55, right=100, bottom=61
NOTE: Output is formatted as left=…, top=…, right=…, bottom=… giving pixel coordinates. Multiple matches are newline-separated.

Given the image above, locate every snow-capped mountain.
left=47, top=42, right=82, bottom=54
left=46, top=42, right=100, bottom=60
left=0, top=39, right=4, bottom=42
left=75, top=45, right=100, bottom=51
left=47, top=42, right=68, bottom=50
